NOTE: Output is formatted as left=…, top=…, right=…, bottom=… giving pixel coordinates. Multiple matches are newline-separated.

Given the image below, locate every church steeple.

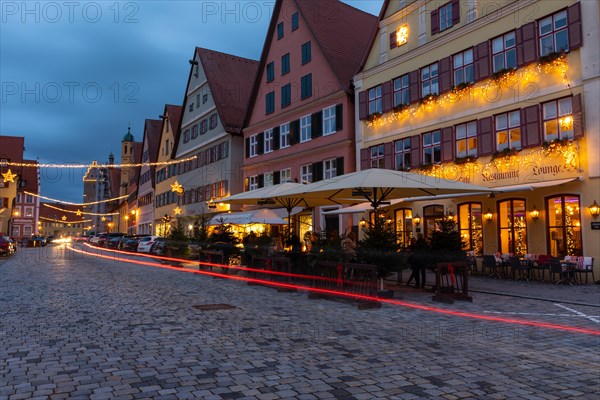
left=122, top=123, right=134, bottom=142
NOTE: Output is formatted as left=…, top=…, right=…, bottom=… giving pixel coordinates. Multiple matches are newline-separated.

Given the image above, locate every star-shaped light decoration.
left=173, top=206, right=182, bottom=215
left=61, top=215, right=67, bottom=221
left=101, top=216, right=107, bottom=222
left=2, top=169, right=17, bottom=183
left=76, top=209, right=82, bottom=216
left=170, top=180, right=184, bottom=195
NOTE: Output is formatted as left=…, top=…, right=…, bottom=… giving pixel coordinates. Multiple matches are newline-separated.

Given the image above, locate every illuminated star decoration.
left=2, top=169, right=17, bottom=183
left=101, top=216, right=107, bottom=222
left=170, top=180, right=184, bottom=195
left=61, top=215, right=67, bottom=221
left=173, top=206, right=182, bottom=215
left=76, top=209, right=82, bottom=216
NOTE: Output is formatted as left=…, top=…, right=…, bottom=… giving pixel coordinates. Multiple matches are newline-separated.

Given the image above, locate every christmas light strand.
left=40, top=216, right=92, bottom=224
left=5, top=156, right=197, bottom=169
left=42, top=203, right=119, bottom=216
left=24, top=191, right=128, bottom=206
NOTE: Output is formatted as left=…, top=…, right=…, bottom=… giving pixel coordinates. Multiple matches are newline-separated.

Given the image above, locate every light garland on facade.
left=24, top=191, right=128, bottom=206
left=6, top=156, right=197, bottom=169
left=365, top=56, right=569, bottom=129
left=42, top=203, right=119, bottom=216
left=40, top=216, right=92, bottom=224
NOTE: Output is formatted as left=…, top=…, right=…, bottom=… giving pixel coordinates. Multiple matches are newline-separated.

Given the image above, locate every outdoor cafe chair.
left=483, top=255, right=501, bottom=278
left=548, top=258, right=567, bottom=284
left=509, top=256, right=531, bottom=281
left=573, top=257, right=595, bottom=284
left=532, top=254, right=552, bottom=281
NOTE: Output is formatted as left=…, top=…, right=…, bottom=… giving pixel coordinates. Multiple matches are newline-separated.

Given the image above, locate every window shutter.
left=311, top=111, right=323, bottom=138
left=358, top=91, right=368, bottom=120
left=409, top=70, right=420, bottom=103
left=312, top=162, right=323, bottom=181
left=382, top=81, right=393, bottom=113
left=273, top=171, right=281, bottom=185
left=336, top=157, right=344, bottom=176
left=431, top=9, right=439, bottom=35
left=389, top=31, right=397, bottom=49
left=451, top=0, right=460, bottom=26
left=245, top=137, right=250, bottom=158
left=474, top=42, right=490, bottom=82
left=258, top=174, right=264, bottom=188
left=477, top=117, right=494, bottom=156
left=568, top=2, right=582, bottom=51
left=384, top=142, right=393, bottom=170
left=516, top=22, right=537, bottom=67
left=441, top=127, right=455, bottom=162
left=521, top=105, right=541, bottom=149
left=335, top=103, right=343, bottom=131
left=410, top=135, right=421, bottom=168
left=573, top=94, right=584, bottom=139
left=360, top=148, right=370, bottom=170
left=257, top=132, right=264, bottom=154
left=439, top=56, right=453, bottom=93
left=290, top=120, right=300, bottom=145
left=273, top=126, right=280, bottom=150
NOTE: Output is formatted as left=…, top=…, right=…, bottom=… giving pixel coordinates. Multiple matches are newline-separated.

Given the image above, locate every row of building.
left=9, top=0, right=599, bottom=268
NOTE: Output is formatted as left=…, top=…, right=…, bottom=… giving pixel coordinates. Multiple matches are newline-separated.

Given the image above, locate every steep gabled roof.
left=356, top=0, right=394, bottom=73
left=197, top=48, right=259, bottom=134
left=140, top=119, right=162, bottom=186
left=0, top=135, right=25, bottom=162
left=18, top=160, right=39, bottom=193
left=162, top=104, right=183, bottom=159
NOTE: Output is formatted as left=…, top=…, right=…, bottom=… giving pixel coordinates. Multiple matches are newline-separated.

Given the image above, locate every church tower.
left=120, top=125, right=134, bottom=197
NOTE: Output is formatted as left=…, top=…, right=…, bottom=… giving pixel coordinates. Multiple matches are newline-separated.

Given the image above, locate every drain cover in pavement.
left=193, top=304, right=237, bottom=311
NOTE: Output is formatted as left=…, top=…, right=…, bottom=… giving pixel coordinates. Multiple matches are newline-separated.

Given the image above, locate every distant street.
left=1, top=245, right=599, bottom=400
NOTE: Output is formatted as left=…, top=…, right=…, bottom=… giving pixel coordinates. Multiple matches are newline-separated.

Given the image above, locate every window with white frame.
left=280, top=168, right=292, bottom=183
left=280, top=123, right=290, bottom=148
left=24, top=206, right=33, bottom=218
left=453, top=49, right=474, bottom=85
left=26, top=194, right=34, bottom=203
left=324, top=159, right=337, bottom=179
left=495, top=111, right=521, bottom=151
left=539, top=10, right=568, bottom=57
left=423, top=131, right=441, bottom=164
left=543, top=97, right=573, bottom=141
left=492, top=31, right=516, bottom=73
left=368, top=86, right=382, bottom=115
left=23, top=226, right=32, bottom=237
left=249, top=175, right=259, bottom=191
left=300, top=115, right=311, bottom=142
left=394, top=138, right=411, bottom=170
left=455, top=121, right=478, bottom=158
left=393, top=74, right=410, bottom=107
left=264, top=172, right=274, bottom=187
left=421, top=63, right=439, bottom=97
left=249, top=135, right=259, bottom=157
left=300, top=164, right=312, bottom=184
left=370, top=145, right=385, bottom=168
left=322, top=106, right=336, bottom=135
left=16, top=193, right=21, bottom=203
left=439, top=2, right=453, bottom=32
left=264, top=129, right=273, bottom=153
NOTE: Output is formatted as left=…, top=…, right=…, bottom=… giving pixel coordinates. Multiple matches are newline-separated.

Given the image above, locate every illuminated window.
left=543, top=97, right=573, bottom=141
left=458, top=203, right=483, bottom=255
left=424, top=205, right=444, bottom=238
left=547, top=195, right=582, bottom=257
left=495, top=111, right=521, bottom=151
left=539, top=10, right=568, bottom=57
left=492, top=31, right=516, bottom=73
left=393, top=74, right=410, bottom=107
left=421, top=63, right=439, bottom=97
left=453, top=49, right=474, bottom=85
left=422, top=130, right=441, bottom=164
left=455, top=121, right=477, bottom=158
left=394, top=138, right=411, bottom=170
left=498, top=199, right=528, bottom=256
left=368, top=85, right=382, bottom=115
left=395, top=208, right=413, bottom=249
left=370, top=145, right=385, bottom=168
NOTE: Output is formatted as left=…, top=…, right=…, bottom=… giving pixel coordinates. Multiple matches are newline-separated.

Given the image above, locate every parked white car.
left=137, top=236, right=158, bottom=253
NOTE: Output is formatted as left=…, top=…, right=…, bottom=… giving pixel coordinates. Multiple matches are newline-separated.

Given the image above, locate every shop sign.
left=592, top=222, right=600, bottom=230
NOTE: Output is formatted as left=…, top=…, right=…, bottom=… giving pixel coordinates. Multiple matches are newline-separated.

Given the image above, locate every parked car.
left=137, top=236, right=158, bottom=253
left=0, top=236, right=17, bottom=255
left=29, top=235, right=47, bottom=247
left=106, top=236, right=125, bottom=249
left=97, top=233, right=124, bottom=247
left=90, top=233, right=106, bottom=245
left=45, top=235, right=55, bottom=244
left=150, top=237, right=166, bottom=256
left=120, top=237, right=144, bottom=252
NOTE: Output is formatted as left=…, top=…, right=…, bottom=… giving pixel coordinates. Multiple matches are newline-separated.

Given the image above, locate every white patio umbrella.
left=208, top=209, right=287, bottom=226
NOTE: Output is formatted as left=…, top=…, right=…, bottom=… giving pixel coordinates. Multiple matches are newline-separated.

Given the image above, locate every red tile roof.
left=144, top=119, right=163, bottom=164
left=0, top=135, right=25, bottom=163
left=17, top=160, right=39, bottom=193
left=165, top=105, right=183, bottom=144
left=196, top=48, right=259, bottom=133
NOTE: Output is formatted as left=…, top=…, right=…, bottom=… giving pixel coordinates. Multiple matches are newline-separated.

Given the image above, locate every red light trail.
left=70, top=245, right=600, bottom=336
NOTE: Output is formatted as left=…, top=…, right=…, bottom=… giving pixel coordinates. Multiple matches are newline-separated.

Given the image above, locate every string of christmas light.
left=42, top=203, right=119, bottom=216
left=5, top=156, right=197, bottom=169
left=40, top=216, right=92, bottom=224
left=366, top=56, right=569, bottom=129
left=24, top=191, right=128, bottom=206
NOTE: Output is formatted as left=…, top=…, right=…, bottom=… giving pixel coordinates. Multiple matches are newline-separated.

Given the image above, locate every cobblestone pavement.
left=1, top=246, right=599, bottom=400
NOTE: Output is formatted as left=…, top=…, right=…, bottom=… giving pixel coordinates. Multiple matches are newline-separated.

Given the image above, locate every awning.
left=491, top=177, right=581, bottom=192
left=208, top=209, right=288, bottom=226
left=270, top=207, right=304, bottom=218
left=322, top=199, right=404, bottom=215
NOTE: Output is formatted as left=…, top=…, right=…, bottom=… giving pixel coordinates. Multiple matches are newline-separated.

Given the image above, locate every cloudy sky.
left=1, top=0, right=383, bottom=203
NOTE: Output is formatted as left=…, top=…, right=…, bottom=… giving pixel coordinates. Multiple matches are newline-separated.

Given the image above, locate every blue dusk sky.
left=1, top=0, right=383, bottom=203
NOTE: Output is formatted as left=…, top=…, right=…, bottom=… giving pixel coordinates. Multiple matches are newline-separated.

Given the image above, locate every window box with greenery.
left=393, top=103, right=410, bottom=115
left=418, top=163, right=436, bottom=172
left=491, top=147, right=519, bottom=160
left=538, top=51, right=566, bottom=67
left=366, top=112, right=382, bottom=123
left=491, top=67, right=516, bottom=83
left=451, top=82, right=473, bottom=94
left=419, top=94, right=438, bottom=107
left=454, top=155, right=478, bottom=165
